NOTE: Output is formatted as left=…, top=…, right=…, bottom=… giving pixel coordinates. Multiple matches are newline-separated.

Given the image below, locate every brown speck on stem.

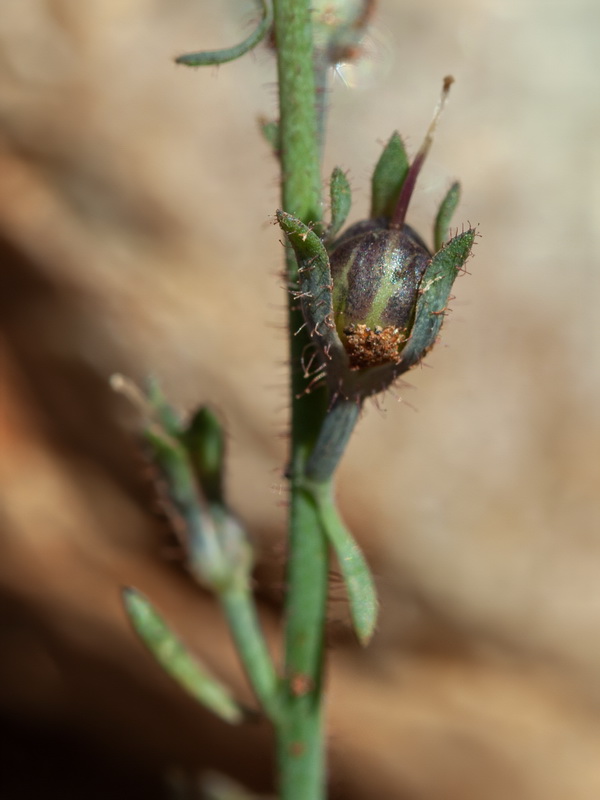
left=290, top=741, right=305, bottom=757
left=290, top=673, right=314, bottom=697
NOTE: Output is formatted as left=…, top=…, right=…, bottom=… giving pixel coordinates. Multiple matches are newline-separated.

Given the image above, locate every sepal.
left=370, top=131, right=409, bottom=219
left=399, top=228, right=475, bottom=370
left=276, top=210, right=347, bottom=374
left=326, top=167, right=352, bottom=244
left=434, top=181, right=461, bottom=250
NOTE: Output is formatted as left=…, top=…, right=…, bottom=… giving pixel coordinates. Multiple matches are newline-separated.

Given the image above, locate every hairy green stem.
left=274, top=3, right=322, bottom=224
left=219, top=581, right=281, bottom=722
left=273, top=0, right=328, bottom=797
left=302, top=479, right=378, bottom=646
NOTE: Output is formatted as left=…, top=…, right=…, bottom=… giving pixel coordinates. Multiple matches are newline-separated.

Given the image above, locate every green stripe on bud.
left=329, top=221, right=431, bottom=370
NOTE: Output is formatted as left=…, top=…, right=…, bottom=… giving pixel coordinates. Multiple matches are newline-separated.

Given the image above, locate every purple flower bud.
left=329, top=220, right=431, bottom=369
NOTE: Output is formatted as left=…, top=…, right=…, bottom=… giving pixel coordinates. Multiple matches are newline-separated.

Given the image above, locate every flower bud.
left=329, top=220, right=431, bottom=370
left=277, top=78, right=476, bottom=406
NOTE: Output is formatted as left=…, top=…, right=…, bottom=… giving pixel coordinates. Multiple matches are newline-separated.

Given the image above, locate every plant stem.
left=273, top=1, right=329, bottom=797
left=306, top=396, right=361, bottom=483
left=219, top=580, right=281, bottom=722
left=274, top=1, right=322, bottom=224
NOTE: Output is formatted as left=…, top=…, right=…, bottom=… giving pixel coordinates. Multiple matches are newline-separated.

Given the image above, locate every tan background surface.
left=1, top=0, right=600, bottom=797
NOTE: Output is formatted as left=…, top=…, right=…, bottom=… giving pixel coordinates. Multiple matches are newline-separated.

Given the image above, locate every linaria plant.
left=115, top=1, right=476, bottom=798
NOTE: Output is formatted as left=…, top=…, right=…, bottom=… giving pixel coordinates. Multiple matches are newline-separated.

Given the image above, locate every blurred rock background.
left=1, top=0, right=600, bottom=797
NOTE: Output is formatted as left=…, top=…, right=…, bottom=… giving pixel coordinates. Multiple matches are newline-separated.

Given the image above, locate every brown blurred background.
left=1, top=0, right=600, bottom=797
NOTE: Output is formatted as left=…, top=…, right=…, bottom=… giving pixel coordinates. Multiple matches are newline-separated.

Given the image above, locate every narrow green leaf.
left=400, top=229, right=475, bottom=369
left=434, top=181, right=461, bottom=251
left=370, top=131, right=410, bottom=220
left=181, top=407, right=226, bottom=505
left=327, top=167, right=351, bottom=243
left=306, top=481, right=378, bottom=645
left=123, top=588, right=244, bottom=724
left=176, top=0, right=273, bottom=67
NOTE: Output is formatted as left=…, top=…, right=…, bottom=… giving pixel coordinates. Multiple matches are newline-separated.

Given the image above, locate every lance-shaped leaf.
left=370, top=132, right=410, bottom=220
left=176, top=0, right=272, bottom=67
left=326, top=167, right=352, bottom=244
left=303, top=474, right=378, bottom=646
left=123, top=588, right=244, bottom=724
left=434, top=181, right=461, bottom=251
left=276, top=211, right=346, bottom=366
left=181, top=407, right=226, bottom=506
left=400, top=229, right=475, bottom=370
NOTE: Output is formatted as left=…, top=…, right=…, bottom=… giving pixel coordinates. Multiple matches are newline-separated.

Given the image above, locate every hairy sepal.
left=370, top=131, right=410, bottom=220
left=434, top=181, right=461, bottom=251
left=400, top=228, right=475, bottom=369
left=326, top=167, right=352, bottom=245
left=276, top=210, right=348, bottom=371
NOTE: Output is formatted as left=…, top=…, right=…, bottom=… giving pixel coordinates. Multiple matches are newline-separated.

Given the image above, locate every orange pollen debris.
left=343, top=324, right=405, bottom=370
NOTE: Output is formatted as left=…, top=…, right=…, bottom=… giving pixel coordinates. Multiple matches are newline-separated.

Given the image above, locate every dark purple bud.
left=329, top=221, right=431, bottom=370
